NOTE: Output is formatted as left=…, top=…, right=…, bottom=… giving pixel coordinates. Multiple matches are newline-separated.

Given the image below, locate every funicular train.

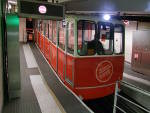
left=34, top=15, right=125, bottom=100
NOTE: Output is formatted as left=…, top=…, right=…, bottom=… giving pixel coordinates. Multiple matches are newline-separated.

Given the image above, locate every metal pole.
left=113, top=81, right=118, bottom=113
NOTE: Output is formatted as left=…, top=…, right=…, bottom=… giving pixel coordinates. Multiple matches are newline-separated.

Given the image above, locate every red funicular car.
left=34, top=15, right=125, bottom=100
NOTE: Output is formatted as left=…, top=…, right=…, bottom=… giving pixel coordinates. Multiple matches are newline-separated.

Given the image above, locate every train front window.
left=77, top=20, right=96, bottom=56
left=114, top=24, right=124, bottom=54
left=98, top=22, right=114, bottom=55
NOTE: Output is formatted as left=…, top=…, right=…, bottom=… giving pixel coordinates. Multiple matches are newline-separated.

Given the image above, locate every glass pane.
left=39, top=21, right=43, bottom=33
left=49, top=20, right=52, bottom=40
left=67, top=22, right=74, bottom=54
left=77, top=20, right=96, bottom=56
left=59, top=21, right=65, bottom=50
left=114, top=25, right=124, bottom=54
left=52, top=21, right=57, bottom=44
left=99, top=23, right=113, bottom=55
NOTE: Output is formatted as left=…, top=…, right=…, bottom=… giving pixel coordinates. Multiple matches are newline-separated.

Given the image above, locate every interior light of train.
left=62, top=20, right=66, bottom=27
left=8, top=0, right=17, bottom=4
left=39, top=5, right=47, bottom=14
left=103, top=14, right=110, bottom=21
left=8, top=4, right=12, bottom=10
left=123, top=20, right=129, bottom=25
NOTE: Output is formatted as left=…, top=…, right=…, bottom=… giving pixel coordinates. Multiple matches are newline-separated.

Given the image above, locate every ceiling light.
left=103, top=14, right=111, bottom=21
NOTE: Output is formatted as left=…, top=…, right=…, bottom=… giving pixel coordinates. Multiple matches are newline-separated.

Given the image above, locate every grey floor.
left=2, top=43, right=41, bottom=113
left=30, top=43, right=92, bottom=113
left=3, top=43, right=92, bottom=113
left=123, top=62, right=150, bottom=92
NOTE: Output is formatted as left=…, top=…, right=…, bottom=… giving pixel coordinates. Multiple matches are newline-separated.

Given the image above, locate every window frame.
left=67, top=21, right=75, bottom=55
left=52, top=20, right=57, bottom=45
left=48, top=20, right=53, bottom=41
left=114, top=24, right=125, bottom=55
left=58, top=21, right=66, bottom=51
left=77, top=20, right=97, bottom=56
left=98, top=21, right=114, bottom=55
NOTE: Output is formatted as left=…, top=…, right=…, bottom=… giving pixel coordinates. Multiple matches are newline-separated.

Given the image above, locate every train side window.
left=52, top=21, right=57, bottom=44
left=49, top=20, right=53, bottom=40
left=58, top=21, right=65, bottom=50
left=45, top=22, right=49, bottom=38
left=41, top=21, right=44, bottom=34
left=98, top=22, right=114, bottom=55
left=67, top=22, right=74, bottom=54
left=43, top=22, right=47, bottom=36
left=37, top=21, right=40, bottom=31
left=39, top=21, right=42, bottom=32
left=114, top=24, right=124, bottom=54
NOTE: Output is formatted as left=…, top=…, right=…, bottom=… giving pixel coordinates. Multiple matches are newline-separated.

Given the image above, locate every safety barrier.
left=113, top=81, right=150, bottom=113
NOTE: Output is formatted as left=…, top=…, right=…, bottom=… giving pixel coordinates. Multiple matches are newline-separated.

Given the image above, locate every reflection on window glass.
left=39, top=21, right=43, bottom=33
left=77, top=20, right=96, bottom=56
left=38, top=21, right=40, bottom=31
left=52, top=21, right=57, bottom=44
left=43, top=23, right=46, bottom=36
left=59, top=21, right=65, bottom=50
left=67, top=22, right=74, bottom=54
left=45, top=22, right=49, bottom=38
left=99, top=22, right=113, bottom=55
left=114, top=25, right=124, bottom=54
left=49, top=20, right=52, bottom=40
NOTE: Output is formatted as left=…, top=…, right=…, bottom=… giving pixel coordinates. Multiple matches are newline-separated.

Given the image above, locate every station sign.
left=18, top=0, right=65, bottom=20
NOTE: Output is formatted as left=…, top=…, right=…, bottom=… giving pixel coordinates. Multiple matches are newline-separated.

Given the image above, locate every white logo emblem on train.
left=96, top=61, right=113, bottom=83
left=39, top=5, right=47, bottom=14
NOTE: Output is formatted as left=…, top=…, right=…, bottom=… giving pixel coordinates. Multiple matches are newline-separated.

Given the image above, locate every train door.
left=57, top=21, right=66, bottom=81
left=50, top=21, right=57, bottom=71
left=43, top=20, right=49, bottom=60
left=26, top=18, right=33, bottom=41
left=48, top=20, right=53, bottom=65
left=65, top=20, right=75, bottom=87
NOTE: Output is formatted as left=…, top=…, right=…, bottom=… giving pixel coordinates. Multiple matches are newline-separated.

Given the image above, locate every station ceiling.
left=8, top=0, right=150, bottom=21
left=59, top=0, right=150, bottom=15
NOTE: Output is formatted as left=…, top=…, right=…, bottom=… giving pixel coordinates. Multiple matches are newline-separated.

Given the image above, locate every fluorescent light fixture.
left=103, top=14, right=111, bottom=21
left=8, top=4, right=12, bottom=10
left=8, top=0, right=17, bottom=4
left=39, top=5, right=47, bottom=14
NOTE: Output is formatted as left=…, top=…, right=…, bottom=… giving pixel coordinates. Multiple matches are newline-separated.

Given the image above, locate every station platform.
left=123, top=62, right=150, bottom=92
left=2, top=43, right=93, bottom=113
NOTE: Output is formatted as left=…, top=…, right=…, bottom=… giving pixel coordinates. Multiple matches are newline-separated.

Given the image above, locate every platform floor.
left=123, top=62, right=150, bottom=92
left=2, top=43, right=92, bottom=113
left=2, top=42, right=150, bottom=113
left=3, top=43, right=41, bottom=113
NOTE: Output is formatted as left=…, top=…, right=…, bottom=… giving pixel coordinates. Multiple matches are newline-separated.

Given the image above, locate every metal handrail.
left=121, top=80, right=150, bottom=97
left=113, top=81, right=150, bottom=113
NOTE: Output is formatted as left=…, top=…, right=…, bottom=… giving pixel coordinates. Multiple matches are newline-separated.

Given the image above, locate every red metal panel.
left=34, top=29, right=38, bottom=44
left=57, top=48, right=65, bottom=81
left=40, top=35, right=44, bottom=53
left=73, top=56, right=124, bottom=99
left=50, top=43, right=57, bottom=71
left=38, top=32, right=41, bottom=48
left=76, top=84, right=115, bottom=100
left=44, top=38, right=49, bottom=60
left=66, top=55, right=74, bottom=83
left=74, top=56, right=124, bottom=86
left=48, top=41, right=52, bottom=65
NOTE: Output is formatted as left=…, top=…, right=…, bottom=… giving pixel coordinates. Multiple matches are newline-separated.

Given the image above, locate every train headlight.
left=103, top=14, right=111, bottom=21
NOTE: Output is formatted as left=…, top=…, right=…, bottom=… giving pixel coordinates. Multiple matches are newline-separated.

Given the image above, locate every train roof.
left=65, top=14, right=124, bottom=25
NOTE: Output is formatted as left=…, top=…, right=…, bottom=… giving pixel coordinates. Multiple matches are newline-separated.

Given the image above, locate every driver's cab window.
left=77, top=20, right=96, bottom=56
left=114, top=24, right=124, bottom=54
left=98, top=22, right=114, bottom=55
